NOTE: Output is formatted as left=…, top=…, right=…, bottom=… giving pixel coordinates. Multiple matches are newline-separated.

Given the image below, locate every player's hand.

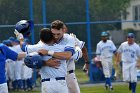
left=38, top=49, right=48, bottom=55
left=70, top=33, right=76, bottom=38
left=84, top=63, right=89, bottom=70
left=44, top=58, right=61, bottom=69
left=82, top=64, right=89, bottom=76
left=14, top=29, right=24, bottom=40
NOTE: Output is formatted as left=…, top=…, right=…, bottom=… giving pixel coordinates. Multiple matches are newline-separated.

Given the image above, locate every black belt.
left=68, top=70, right=74, bottom=74
left=41, top=77, right=65, bottom=82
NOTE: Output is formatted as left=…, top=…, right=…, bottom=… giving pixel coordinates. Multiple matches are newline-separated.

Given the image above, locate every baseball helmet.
left=15, top=20, right=34, bottom=37
left=24, top=53, right=44, bottom=69
left=101, top=31, right=108, bottom=37
left=127, top=33, right=135, bottom=38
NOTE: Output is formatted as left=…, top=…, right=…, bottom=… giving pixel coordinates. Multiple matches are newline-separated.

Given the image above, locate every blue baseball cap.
left=9, top=37, right=16, bottom=42
left=101, top=31, right=108, bottom=36
left=127, top=33, right=135, bottom=38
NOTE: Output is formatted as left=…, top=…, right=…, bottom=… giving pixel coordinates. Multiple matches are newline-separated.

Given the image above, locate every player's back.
left=40, top=43, right=67, bottom=79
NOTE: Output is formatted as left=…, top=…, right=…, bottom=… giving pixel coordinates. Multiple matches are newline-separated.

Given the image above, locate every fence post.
left=85, top=0, right=93, bottom=82
left=42, top=0, right=47, bottom=28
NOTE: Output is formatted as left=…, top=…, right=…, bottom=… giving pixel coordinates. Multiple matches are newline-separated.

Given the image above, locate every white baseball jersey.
left=6, top=59, right=15, bottom=80
left=12, top=45, right=24, bottom=80
left=25, top=41, right=70, bottom=93
left=96, top=40, right=116, bottom=61
left=117, top=41, right=140, bottom=63
left=6, top=46, right=16, bottom=81
left=117, top=41, right=140, bottom=82
left=22, top=65, right=33, bottom=80
left=25, top=41, right=69, bottom=78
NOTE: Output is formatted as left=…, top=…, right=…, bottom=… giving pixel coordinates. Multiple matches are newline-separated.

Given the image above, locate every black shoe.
left=129, top=84, right=132, bottom=90
left=109, top=86, right=113, bottom=91
left=104, top=85, right=108, bottom=90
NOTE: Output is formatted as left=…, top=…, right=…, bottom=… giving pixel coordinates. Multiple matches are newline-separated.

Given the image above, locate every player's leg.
left=66, top=73, right=80, bottom=93
left=15, top=60, right=24, bottom=90
left=22, top=79, right=26, bottom=91
left=130, top=63, right=137, bottom=93
left=101, top=60, right=111, bottom=90
left=27, top=78, right=33, bottom=90
left=57, top=80, right=69, bottom=93
left=122, top=63, right=131, bottom=82
left=122, top=63, right=132, bottom=92
left=0, top=83, right=9, bottom=93
left=108, top=61, right=113, bottom=90
left=41, top=80, right=69, bottom=93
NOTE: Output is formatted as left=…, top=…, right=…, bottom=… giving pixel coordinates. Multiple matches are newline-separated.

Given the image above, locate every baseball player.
left=96, top=31, right=117, bottom=90
left=15, top=27, right=76, bottom=93
left=0, top=43, right=27, bottom=93
left=66, top=33, right=88, bottom=93
left=3, top=39, right=14, bottom=90
left=116, top=33, right=140, bottom=93
left=41, top=20, right=88, bottom=93
left=7, top=37, right=25, bottom=91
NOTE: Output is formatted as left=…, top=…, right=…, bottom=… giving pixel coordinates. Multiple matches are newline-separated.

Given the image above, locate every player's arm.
left=38, top=47, right=75, bottom=60
left=115, top=44, right=122, bottom=66
left=17, top=52, right=26, bottom=60
left=96, top=44, right=101, bottom=60
left=70, top=33, right=89, bottom=69
left=82, top=46, right=89, bottom=64
left=39, top=35, right=75, bottom=60
left=3, top=44, right=26, bottom=60
left=52, top=51, right=72, bottom=60
left=71, top=46, right=82, bottom=61
left=115, top=52, right=121, bottom=65
left=136, top=46, right=140, bottom=67
left=43, top=58, right=61, bottom=68
left=111, top=40, right=117, bottom=57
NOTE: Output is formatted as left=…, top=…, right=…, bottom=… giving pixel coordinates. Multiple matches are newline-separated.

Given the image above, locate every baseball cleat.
left=104, top=85, right=108, bottom=90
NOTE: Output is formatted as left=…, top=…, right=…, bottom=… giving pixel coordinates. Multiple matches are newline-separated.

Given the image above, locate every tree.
left=89, top=0, right=131, bottom=21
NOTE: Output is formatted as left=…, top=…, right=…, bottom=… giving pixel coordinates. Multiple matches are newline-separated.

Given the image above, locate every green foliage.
left=0, top=0, right=131, bottom=46
left=90, top=0, right=131, bottom=21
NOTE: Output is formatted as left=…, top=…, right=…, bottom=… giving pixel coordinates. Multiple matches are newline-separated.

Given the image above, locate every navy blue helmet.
left=127, top=33, right=135, bottom=38
left=15, top=20, right=34, bottom=37
left=101, top=31, right=108, bottom=37
left=24, top=53, right=44, bottom=69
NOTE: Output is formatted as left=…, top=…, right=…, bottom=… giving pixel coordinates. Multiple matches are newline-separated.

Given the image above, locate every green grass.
left=10, top=66, right=140, bottom=93
left=80, top=83, right=140, bottom=93
left=75, top=68, right=89, bottom=83
left=11, top=83, right=140, bottom=93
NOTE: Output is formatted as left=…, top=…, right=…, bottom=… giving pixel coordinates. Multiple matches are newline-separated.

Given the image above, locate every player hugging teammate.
left=14, top=19, right=89, bottom=93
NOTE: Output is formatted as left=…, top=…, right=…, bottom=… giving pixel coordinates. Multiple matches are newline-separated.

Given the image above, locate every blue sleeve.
left=21, top=43, right=27, bottom=52
left=3, top=45, right=18, bottom=61
left=64, top=46, right=75, bottom=56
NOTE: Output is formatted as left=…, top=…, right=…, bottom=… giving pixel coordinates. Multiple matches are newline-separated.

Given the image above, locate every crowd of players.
left=3, top=37, right=33, bottom=92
